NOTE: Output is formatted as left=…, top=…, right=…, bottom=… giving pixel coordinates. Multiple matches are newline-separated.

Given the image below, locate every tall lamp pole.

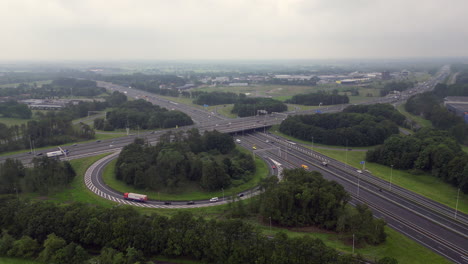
left=455, top=188, right=460, bottom=219
left=389, top=165, right=394, bottom=191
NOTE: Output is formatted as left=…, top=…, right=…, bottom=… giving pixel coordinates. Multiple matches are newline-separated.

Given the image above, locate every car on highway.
left=238, top=193, right=244, bottom=197
left=252, top=146, right=257, bottom=150
left=356, top=170, right=363, bottom=174
left=301, top=164, right=309, bottom=169
left=209, top=197, right=219, bottom=202
left=164, top=201, right=172, bottom=205
left=187, top=201, right=195, bottom=205
left=272, top=165, right=276, bottom=169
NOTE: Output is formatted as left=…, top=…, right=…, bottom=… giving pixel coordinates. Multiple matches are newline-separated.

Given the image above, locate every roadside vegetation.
left=280, top=104, right=405, bottom=147
left=270, top=128, right=468, bottom=214
left=0, top=151, right=451, bottom=264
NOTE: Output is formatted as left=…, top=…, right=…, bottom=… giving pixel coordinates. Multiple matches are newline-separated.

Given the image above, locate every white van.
left=235, top=139, right=241, bottom=144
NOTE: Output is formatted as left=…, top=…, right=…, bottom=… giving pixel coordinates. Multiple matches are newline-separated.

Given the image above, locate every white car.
left=210, top=197, right=219, bottom=202
left=356, top=170, right=363, bottom=174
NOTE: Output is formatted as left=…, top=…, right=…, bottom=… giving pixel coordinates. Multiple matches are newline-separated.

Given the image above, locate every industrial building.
left=444, top=96, right=468, bottom=123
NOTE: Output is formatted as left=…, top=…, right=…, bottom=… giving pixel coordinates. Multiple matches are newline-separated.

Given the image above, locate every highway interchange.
left=1, top=65, right=467, bottom=263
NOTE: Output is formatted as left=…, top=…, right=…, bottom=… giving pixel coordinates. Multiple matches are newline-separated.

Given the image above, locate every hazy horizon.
left=1, top=0, right=467, bottom=61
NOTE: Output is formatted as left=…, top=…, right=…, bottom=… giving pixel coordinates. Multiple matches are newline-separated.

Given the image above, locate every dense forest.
left=366, top=128, right=468, bottom=193
left=285, top=91, right=349, bottom=106
left=116, top=130, right=255, bottom=191
left=232, top=97, right=288, bottom=117
left=253, top=169, right=387, bottom=245
left=192, top=91, right=241, bottom=105
left=94, top=99, right=193, bottom=130
left=0, top=78, right=105, bottom=99
left=0, top=157, right=75, bottom=195
left=0, top=111, right=94, bottom=153
left=103, top=73, right=185, bottom=97
left=0, top=198, right=398, bottom=264
left=280, top=104, right=404, bottom=146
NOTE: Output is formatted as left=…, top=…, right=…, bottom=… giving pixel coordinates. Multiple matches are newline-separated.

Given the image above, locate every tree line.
left=285, top=91, right=349, bottom=106
left=0, top=198, right=397, bottom=264
left=232, top=97, right=288, bottom=117
left=0, top=111, right=94, bottom=153
left=116, top=130, right=254, bottom=191
left=0, top=78, right=105, bottom=99
left=102, top=73, right=185, bottom=96
left=0, top=101, right=32, bottom=119
left=0, top=157, right=75, bottom=195
left=279, top=104, right=403, bottom=147
left=94, top=99, right=193, bottom=131
left=252, top=169, right=387, bottom=246
left=367, top=128, right=468, bottom=193
left=192, top=91, right=241, bottom=105
left=379, top=81, right=414, bottom=96
left=405, top=92, right=467, bottom=143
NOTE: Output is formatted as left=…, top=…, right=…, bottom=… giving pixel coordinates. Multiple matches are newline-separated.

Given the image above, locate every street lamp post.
left=345, top=140, right=348, bottom=169
left=389, top=165, right=394, bottom=191
left=455, top=188, right=460, bottom=219
left=311, top=136, right=314, bottom=153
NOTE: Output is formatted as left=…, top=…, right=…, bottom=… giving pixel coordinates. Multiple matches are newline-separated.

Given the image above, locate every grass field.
left=397, top=103, right=433, bottom=128
left=251, top=219, right=451, bottom=264
left=102, top=147, right=269, bottom=201
left=0, top=117, right=31, bottom=126
left=308, top=146, right=468, bottom=214
left=35, top=153, right=117, bottom=207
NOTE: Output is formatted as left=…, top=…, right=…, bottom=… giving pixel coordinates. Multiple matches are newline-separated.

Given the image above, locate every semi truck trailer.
left=123, top=192, right=148, bottom=202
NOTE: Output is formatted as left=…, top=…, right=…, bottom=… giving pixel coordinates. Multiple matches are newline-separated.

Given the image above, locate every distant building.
left=381, top=71, right=391, bottom=80
left=444, top=96, right=468, bottom=123
left=336, top=78, right=371, bottom=85
left=176, top=84, right=195, bottom=90
left=229, top=82, right=249, bottom=86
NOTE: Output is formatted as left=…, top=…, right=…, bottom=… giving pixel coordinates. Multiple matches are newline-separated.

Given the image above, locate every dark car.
left=238, top=193, right=244, bottom=198
left=164, top=201, right=172, bottom=205
left=187, top=201, right=195, bottom=205
left=36, top=153, right=43, bottom=156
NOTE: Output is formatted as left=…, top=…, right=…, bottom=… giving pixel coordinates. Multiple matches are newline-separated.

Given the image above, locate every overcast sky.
left=1, top=0, right=467, bottom=61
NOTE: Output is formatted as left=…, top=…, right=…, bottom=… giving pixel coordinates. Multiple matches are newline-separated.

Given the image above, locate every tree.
left=38, top=233, right=67, bottom=263
left=7, top=236, right=40, bottom=259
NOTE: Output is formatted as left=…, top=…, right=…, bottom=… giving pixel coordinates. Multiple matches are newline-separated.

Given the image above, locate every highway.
left=2, top=65, right=466, bottom=262
left=238, top=132, right=467, bottom=263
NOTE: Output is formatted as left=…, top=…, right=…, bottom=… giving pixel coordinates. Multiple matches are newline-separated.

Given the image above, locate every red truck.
left=123, top=192, right=148, bottom=202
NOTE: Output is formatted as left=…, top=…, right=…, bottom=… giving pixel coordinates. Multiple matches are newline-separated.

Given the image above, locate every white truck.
left=46, top=151, right=64, bottom=158
left=123, top=192, right=148, bottom=202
